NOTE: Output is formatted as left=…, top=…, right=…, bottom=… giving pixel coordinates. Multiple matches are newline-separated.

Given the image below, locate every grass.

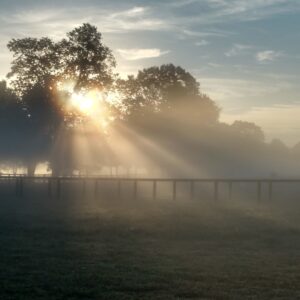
left=0, top=193, right=300, bottom=299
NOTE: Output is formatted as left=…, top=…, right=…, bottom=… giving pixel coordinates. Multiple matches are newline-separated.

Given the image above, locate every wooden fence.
left=1, top=175, right=300, bottom=202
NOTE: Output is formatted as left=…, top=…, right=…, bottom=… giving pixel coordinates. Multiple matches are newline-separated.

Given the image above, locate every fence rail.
left=1, top=175, right=300, bottom=201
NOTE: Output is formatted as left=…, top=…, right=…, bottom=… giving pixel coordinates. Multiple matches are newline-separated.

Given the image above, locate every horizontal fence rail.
left=1, top=175, right=300, bottom=202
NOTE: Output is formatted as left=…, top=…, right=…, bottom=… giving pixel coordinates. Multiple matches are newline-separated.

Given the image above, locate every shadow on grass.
left=0, top=193, right=300, bottom=299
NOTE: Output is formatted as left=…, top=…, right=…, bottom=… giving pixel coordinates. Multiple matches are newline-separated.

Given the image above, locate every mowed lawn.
left=0, top=194, right=300, bottom=300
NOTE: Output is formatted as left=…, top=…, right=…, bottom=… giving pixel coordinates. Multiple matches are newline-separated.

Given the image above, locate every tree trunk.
left=27, top=161, right=36, bottom=177
left=51, top=163, right=61, bottom=177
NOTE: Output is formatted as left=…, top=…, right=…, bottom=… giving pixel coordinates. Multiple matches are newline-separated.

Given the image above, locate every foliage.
left=7, top=23, right=116, bottom=96
left=7, top=38, right=59, bottom=96
left=231, top=120, right=265, bottom=142
left=0, top=81, right=26, bottom=163
left=2, top=23, right=297, bottom=176
left=117, top=64, right=219, bottom=124
left=6, top=24, right=117, bottom=174
left=58, top=23, right=116, bottom=91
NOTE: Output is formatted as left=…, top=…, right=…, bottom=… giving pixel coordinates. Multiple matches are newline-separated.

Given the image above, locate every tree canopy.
left=1, top=23, right=296, bottom=177
left=231, top=120, right=265, bottom=142
left=117, top=64, right=219, bottom=124
left=0, top=81, right=26, bottom=164
left=6, top=24, right=117, bottom=174
left=59, top=23, right=116, bottom=91
left=8, top=23, right=116, bottom=96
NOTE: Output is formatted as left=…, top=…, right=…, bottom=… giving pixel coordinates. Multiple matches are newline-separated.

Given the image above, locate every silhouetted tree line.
left=0, top=23, right=298, bottom=177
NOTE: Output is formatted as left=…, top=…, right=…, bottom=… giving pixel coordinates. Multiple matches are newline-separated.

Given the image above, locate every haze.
left=0, top=0, right=300, bottom=144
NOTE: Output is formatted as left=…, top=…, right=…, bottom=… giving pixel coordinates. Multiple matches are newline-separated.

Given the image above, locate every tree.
left=21, top=84, right=65, bottom=175
left=7, top=38, right=59, bottom=96
left=118, top=64, right=198, bottom=116
left=113, top=65, right=220, bottom=177
left=269, top=138, right=289, bottom=155
left=7, top=23, right=117, bottom=175
left=118, top=64, right=219, bottom=124
left=8, top=23, right=116, bottom=96
left=0, top=80, right=27, bottom=171
left=58, top=23, right=116, bottom=92
left=292, top=141, right=300, bottom=158
left=231, top=120, right=265, bottom=142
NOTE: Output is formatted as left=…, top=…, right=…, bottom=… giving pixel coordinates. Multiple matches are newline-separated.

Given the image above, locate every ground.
left=0, top=191, right=300, bottom=299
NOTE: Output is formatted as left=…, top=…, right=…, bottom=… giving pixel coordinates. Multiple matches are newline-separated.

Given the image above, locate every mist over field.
left=0, top=1, right=300, bottom=299
left=1, top=37, right=300, bottom=178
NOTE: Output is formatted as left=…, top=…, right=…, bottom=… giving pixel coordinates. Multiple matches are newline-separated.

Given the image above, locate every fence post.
left=268, top=181, right=273, bottom=201
left=117, top=180, right=121, bottom=199
left=133, top=180, right=137, bottom=200
left=19, top=178, right=23, bottom=197
left=257, top=181, right=262, bottom=203
left=228, top=181, right=232, bottom=201
left=82, top=179, right=86, bottom=196
left=214, top=181, right=219, bottom=202
left=15, top=178, right=19, bottom=197
left=172, top=181, right=177, bottom=201
left=48, top=178, right=52, bottom=198
left=153, top=180, right=157, bottom=200
left=94, top=180, right=98, bottom=198
left=56, top=179, right=61, bottom=198
left=190, top=181, right=194, bottom=200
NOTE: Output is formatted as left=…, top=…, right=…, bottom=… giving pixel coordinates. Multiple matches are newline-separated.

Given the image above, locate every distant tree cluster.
left=0, top=24, right=298, bottom=177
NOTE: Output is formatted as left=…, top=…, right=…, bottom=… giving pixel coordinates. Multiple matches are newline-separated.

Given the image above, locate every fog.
left=1, top=23, right=300, bottom=194
left=1, top=16, right=300, bottom=300
left=1, top=86, right=299, bottom=179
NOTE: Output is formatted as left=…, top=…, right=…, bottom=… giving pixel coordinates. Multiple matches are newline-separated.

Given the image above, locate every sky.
left=0, top=0, right=299, bottom=145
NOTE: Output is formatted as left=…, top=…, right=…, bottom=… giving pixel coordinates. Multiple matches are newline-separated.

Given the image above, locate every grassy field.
left=0, top=193, right=300, bottom=299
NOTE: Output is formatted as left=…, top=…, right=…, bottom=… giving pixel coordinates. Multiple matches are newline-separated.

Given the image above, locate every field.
left=1, top=188, right=300, bottom=299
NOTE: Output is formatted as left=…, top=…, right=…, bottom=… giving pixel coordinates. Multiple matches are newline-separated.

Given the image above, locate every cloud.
left=0, top=6, right=169, bottom=36
left=195, top=40, right=209, bottom=46
left=176, top=0, right=300, bottom=26
left=199, top=76, right=295, bottom=110
left=0, top=4, right=171, bottom=77
left=256, top=50, right=282, bottom=62
left=225, top=44, right=252, bottom=57
left=103, top=6, right=170, bottom=33
left=221, top=104, right=300, bottom=146
left=182, top=29, right=232, bottom=37
left=170, top=0, right=200, bottom=7
left=199, top=73, right=299, bottom=145
left=207, top=62, right=222, bottom=68
left=2, top=9, right=62, bottom=24
left=116, top=48, right=170, bottom=60
left=110, top=6, right=147, bottom=18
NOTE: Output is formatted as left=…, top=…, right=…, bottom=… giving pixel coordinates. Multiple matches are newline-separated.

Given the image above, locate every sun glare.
left=70, top=91, right=98, bottom=115
left=58, top=82, right=115, bottom=132
left=56, top=80, right=122, bottom=132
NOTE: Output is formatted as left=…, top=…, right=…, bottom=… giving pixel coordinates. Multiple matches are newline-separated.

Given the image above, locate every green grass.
left=0, top=196, right=300, bottom=299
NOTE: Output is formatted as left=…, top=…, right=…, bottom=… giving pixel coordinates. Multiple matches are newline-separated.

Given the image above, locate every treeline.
left=0, top=23, right=299, bottom=177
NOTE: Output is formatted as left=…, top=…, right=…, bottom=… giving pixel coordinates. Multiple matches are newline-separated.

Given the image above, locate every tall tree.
left=118, top=64, right=219, bottom=124
left=7, top=23, right=116, bottom=175
left=118, top=64, right=198, bottom=116
left=58, top=23, right=116, bottom=91
left=114, top=65, right=220, bottom=177
left=7, top=38, right=59, bottom=96
left=231, top=121, right=265, bottom=142
left=7, top=23, right=116, bottom=96
left=0, top=81, right=27, bottom=170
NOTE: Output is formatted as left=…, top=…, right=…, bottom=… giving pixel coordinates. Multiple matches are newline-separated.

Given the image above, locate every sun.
left=56, top=80, right=121, bottom=131
left=70, top=90, right=99, bottom=116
